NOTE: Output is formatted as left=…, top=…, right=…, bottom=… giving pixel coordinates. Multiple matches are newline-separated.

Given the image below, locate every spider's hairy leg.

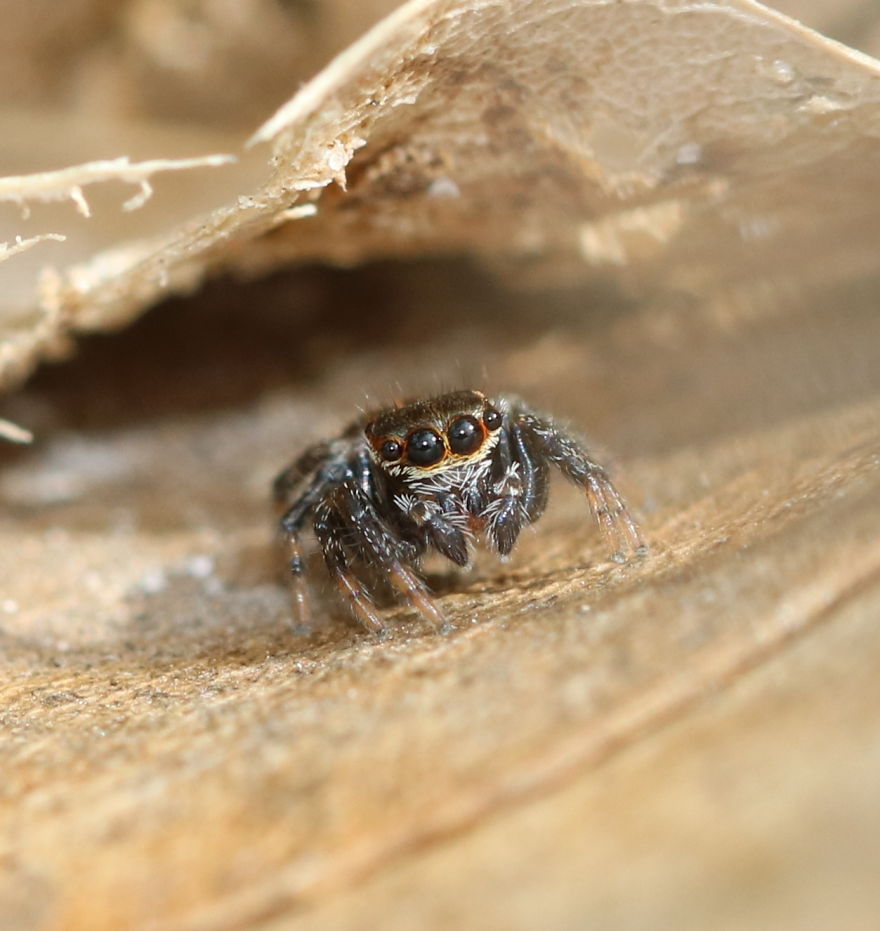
left=335, top=570, right=387, bottom=634
left=283, top=533, right=312, bottom=626
left=314, top=498, right=387, bottom=634
left=387, top=561, right=446, bottom=631
left=510, top=421, right=550, bottom=522
left=484, top=422, right=550, bottom=555
left=341, top=480, right=446, bottom=631
left=483, top=422, right=522, bottom=555
left=277, top=453, right=351, bottom=627
left=582, top=469, right=645, bottom=562
left=512, top=407, right=646, bottom=562
left=272, top=441, right=332, bottom=502
left=279, top=487, right=324, bottom=627
left=484, top=463, right=524, bottom=556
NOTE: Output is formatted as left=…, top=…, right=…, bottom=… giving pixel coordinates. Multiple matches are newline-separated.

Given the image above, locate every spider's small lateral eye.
left=483, top=407, right=503, bottom=431
left=379, top=438, right=403, bottom=462
left=447, top=415, right=482, bottom=455
left=406, top=429, right=445, bottom=467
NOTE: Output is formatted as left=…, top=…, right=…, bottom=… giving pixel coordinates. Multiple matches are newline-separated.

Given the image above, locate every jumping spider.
left=274, top=390, right=645, bottom=634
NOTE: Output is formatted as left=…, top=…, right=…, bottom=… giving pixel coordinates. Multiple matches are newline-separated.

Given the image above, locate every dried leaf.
left=3, top=4, right=880, bottom=929
left=3, top=0, right=880, bottom=394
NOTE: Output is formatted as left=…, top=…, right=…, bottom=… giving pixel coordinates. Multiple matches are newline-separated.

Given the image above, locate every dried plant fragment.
left=0, top=154, right=236, bottom=219
left=0, top=233, right=65, bottom=264
left=0, top=417, right=33, bottom=444
left=3, top=0, right=880, bottom=396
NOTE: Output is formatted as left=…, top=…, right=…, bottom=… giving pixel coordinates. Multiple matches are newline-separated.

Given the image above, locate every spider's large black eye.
left=447, top=415, right=482, bottom=455
left=406, top=429, right=445, bottom=467
left=483, top=407, right=503, bottom=431
left=379, top=438, right=403, bottom=462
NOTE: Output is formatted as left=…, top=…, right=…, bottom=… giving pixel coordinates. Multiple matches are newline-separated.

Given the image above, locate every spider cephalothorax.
left=274, top=390, right=645, bottom=634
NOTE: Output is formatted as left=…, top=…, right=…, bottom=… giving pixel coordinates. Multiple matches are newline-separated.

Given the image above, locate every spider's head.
left=365, top=390, right=504, bottom=478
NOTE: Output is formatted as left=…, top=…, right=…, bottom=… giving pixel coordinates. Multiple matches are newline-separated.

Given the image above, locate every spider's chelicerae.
left=274, top=390, right=645, bottom=634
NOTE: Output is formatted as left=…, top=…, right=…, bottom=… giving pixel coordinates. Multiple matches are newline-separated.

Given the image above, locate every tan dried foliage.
left=3, top=4, right=880, bottom=930
left=3, top=0, right=880, bottom=396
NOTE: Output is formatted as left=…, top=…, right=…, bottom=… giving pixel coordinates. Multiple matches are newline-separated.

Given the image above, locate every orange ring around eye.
left=379, top=438, right=403, bottom=462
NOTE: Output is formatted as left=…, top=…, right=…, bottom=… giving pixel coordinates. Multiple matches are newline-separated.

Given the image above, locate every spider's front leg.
left=318, top=474, right=447, bottom=634
left=313, top=497, right=387, bottom=634
left=275, top=448, right=350, bottom=627
left=484, top=420, right=551, bottom=556
left=512, top=407, right=646, bottom=562
left=272, top=441, right=332, bottom=502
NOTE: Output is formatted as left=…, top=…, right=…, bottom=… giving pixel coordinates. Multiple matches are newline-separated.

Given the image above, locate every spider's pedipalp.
left=394, top=493, right=472, bottom=567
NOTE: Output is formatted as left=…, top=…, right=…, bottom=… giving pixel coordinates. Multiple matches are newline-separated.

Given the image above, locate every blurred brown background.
left=1, top=2, right=880, bottom=929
